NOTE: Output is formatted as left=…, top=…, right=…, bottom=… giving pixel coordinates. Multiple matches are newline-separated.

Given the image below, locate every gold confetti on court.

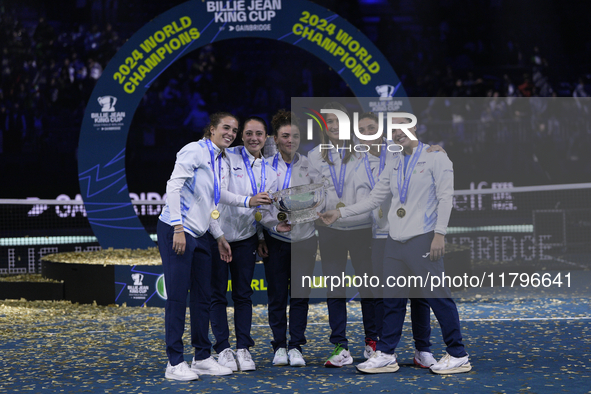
left=1, top=295, right=590, bottom=393
left=41, top=247, right=163, bottom=266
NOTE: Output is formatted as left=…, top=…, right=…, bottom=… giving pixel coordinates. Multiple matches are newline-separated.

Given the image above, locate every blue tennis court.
left=1, top=276, right=590, bottom=393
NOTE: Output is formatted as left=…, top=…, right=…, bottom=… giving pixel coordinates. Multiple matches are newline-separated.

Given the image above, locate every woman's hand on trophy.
left=317, top=209, right=341, bottom=226
left=277, top=221, right=291, bottom=233
left=249, top=192, right=272, bottom=206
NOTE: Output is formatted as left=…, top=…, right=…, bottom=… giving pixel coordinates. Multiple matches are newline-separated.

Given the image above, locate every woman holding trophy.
left=356, top=112, right=441, bottom=368
left=209, top=116, right=283, bottom=372
left=257, top=109, right=318, bottom=367
left=307, top=101, right=379, bottom=367
left=318, top=115, right=471, bottom=375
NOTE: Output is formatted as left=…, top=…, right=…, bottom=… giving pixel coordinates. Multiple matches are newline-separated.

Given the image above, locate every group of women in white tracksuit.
left=157, top=107, right=472, bottom=382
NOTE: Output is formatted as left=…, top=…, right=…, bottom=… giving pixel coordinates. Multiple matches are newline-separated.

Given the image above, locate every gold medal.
left=378, top=208, right=383, bottom=218
left=277, top=212, right=287, bottom=221
left=336, top=202, right=346, bottom=209
left=396, top=208, right=406, bottom=218
left=211, top=209, right=220, bottom=220
left=255, top=211, right=262, bottom=222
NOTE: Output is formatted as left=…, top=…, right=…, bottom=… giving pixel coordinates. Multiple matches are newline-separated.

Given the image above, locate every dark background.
left=1, top=0, right=590, bottom=200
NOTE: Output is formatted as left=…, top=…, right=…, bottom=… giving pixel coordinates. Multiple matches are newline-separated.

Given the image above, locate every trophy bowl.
left=271, top=183, right=325, bottom=224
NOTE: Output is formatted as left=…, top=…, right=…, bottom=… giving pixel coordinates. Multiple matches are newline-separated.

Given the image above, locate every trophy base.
left=272, top=182, right=325, bottom=225
left=287, top=207, right=318, bottom=224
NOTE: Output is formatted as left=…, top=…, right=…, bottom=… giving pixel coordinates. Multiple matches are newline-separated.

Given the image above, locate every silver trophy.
left=271, top=183, right=325, bottom=224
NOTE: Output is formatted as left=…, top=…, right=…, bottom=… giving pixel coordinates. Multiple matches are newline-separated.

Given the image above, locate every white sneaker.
left=324, top=344, right=353, bottom=368
left=356, top=351, right=399, bottom=374
left=414, top=349, right=437, bottom=368
left=236, top=349, right=256, bottom=371
left=217, top=348, right=238, bottom=372
left=288, top=348, right=306, bottom=367
left=165, top=361, right=199, bottom=381
left=429, top=353, right=472, bottom=375
left=273, top=347, right=288, bottom=366
left=191, top=356, right=233, bottom=376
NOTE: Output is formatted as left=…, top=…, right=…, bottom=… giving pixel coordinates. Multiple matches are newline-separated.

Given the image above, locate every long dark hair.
left=242, top=115, right=268, bottom=136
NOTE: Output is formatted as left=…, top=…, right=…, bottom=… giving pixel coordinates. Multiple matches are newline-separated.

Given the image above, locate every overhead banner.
left=78, top=0, right=405, bottom=249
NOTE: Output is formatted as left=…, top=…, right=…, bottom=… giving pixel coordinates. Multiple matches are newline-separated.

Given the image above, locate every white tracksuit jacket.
left=364, top=140, right=400, bottom=239
left=218, top=146, right=278, bottom=243
left=340, top=144, right=454, bottom=242
left=159, top=139, right=226, bottom=239
left=307, top=144, right=372, bottom=230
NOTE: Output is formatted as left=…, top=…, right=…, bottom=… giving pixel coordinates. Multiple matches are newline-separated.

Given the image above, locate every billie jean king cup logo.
left=375, top=84, right=395, bottom=98
left=304, top=109, right=418, bottom=153
left=271, top=182, right=326, bottom=224
left=131, top=273, right=144, bottom=286
left=98, top=95, right=117, bottom=112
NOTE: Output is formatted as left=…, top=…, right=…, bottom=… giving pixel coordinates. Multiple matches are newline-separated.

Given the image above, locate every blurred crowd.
left=414, top=96, right=590, bottom=185
left=0, top=11, right=120, bottom=154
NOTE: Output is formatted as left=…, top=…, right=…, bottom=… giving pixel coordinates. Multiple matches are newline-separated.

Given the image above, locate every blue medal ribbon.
left=241, top=146, right=266, bottom=196
left=205, top=139, right=221, bottom=206
left=241, top=147, right=267, bottom=226
left=273, top=152, right=294, bottom=191
left=327, top=149, right=346, bottom=200
left=397, top=141, right=424, bottom=204
left=363, top=145, right=387, bottom=189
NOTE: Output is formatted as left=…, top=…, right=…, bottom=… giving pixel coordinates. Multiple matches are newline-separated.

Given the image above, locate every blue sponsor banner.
left=115, top=265, right=167, bottom=307
left=114, top=263, right=270, bottom=307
